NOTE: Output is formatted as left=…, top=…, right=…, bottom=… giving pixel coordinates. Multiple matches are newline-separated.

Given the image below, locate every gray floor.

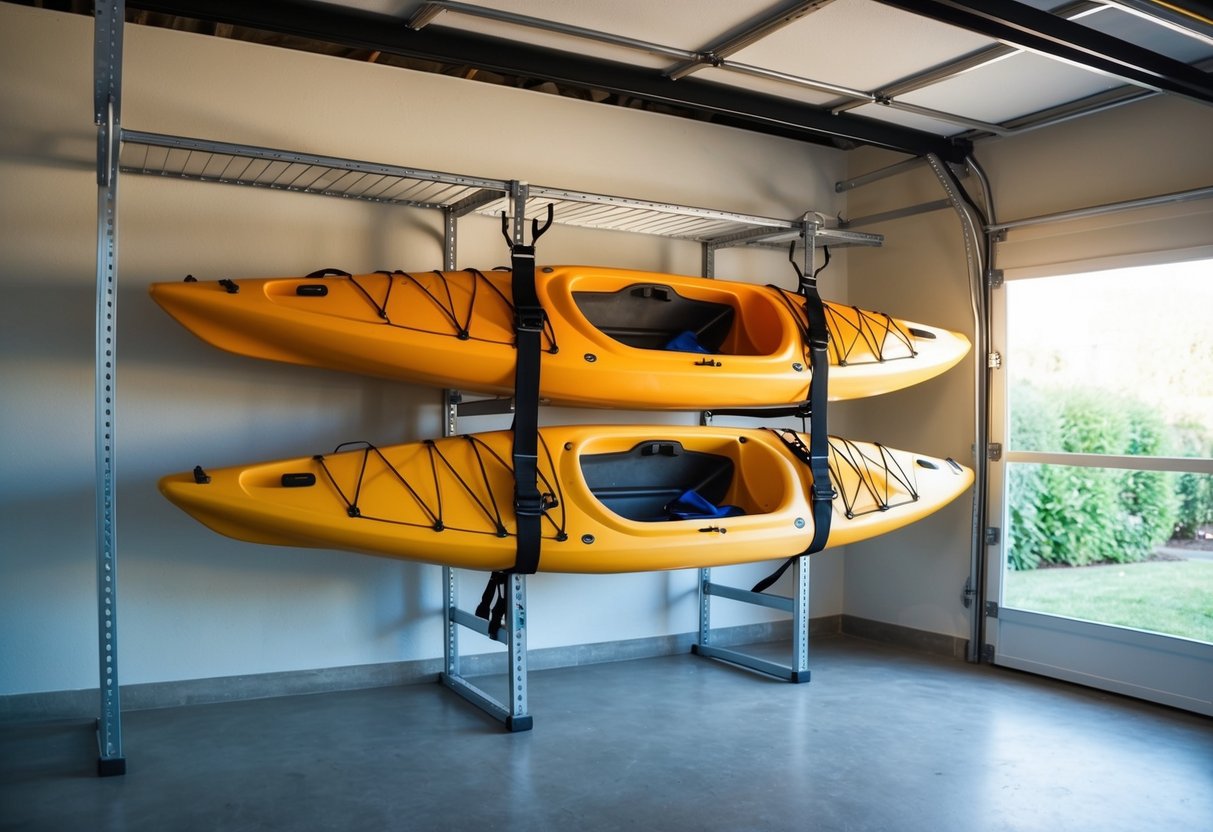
left=2, top=636, right=1211, bottom=832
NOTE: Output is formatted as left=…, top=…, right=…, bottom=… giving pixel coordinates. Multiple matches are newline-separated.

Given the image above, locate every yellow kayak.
left=159, top=425, right=973, bottom=573
left=150, top=265, right=970, bottom=409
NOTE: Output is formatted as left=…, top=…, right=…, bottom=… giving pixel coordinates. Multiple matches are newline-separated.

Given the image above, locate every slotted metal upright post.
left=500, top=181, right=531, bottom=730
left=93, top=0, right=126, bottom=777
left=437, top=183, right=531, bottom=731
left=441, top=201, right=460, bottom=697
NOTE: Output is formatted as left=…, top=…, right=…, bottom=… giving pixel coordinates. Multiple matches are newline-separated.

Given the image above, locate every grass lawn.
left=1003, top=559, right=1213, bottom=643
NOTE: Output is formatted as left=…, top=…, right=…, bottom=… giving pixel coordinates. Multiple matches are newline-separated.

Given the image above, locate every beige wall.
left=0, top=5, right=850, bottom=695
left=841, top=90, right=1213, bottom=640
left=835, top=151, right=978, bottom=638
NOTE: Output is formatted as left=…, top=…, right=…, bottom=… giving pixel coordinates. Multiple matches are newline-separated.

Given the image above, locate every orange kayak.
left=159, top=424, right=973, bottom=573
left=150, top=265, right=970, bottom=409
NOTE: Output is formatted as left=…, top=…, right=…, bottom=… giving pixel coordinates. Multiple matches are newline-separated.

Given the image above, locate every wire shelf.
left=119, top=130, right=881, bottom=247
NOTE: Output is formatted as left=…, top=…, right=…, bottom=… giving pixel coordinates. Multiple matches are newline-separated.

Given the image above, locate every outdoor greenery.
left=1174, top=419, right=1213, bottom=539
left=1005, top=383, right=1202, bottom=570
left=1000, top=265, right=1212, bottom=645
left=1002, top=560, right=1213, bottom=643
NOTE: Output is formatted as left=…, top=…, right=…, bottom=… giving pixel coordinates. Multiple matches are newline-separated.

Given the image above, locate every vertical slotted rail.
left=442, top=208, right=459, bottom=689
left=503, top=182, right=531, bottom=729
left=94, top=0, right=126, bottom=777
left=437, top=185, right=532, bottom=731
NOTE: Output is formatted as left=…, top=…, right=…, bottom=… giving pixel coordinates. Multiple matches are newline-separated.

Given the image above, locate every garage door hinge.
left=985, top=526, right=1001, bottom=546
left=985, top=601, right=999, bottom=618
left=962, top=576, right=976, bottom=608
left=987, top=269, right=1004, bottom=288
left=987, top=442, right=1002, bottom=461
left=981, top=643, right=996, bottom=662
left=987, top=351, right=1002, bottom=369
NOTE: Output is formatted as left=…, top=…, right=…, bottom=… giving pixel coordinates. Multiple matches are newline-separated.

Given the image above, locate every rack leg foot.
left=505, top=714, right=534, bottom=733
left=97, top=756, right=126, bottom=777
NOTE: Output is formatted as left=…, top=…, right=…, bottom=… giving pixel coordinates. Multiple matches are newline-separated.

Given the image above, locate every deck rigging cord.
left=305, top=266, right=559, bottom=352
left=311, top=435, right=567, bottom=541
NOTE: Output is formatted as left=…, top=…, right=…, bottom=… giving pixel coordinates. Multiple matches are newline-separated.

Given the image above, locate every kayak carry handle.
left=631, top=285, right=672, bottom=302
left=640, top=441, right=681, bottom=457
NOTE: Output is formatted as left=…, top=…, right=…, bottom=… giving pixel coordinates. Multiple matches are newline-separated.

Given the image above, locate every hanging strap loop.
left=475, top=571, right=509, bottom=640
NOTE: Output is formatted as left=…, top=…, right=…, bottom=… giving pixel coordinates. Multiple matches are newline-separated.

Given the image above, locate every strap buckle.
left=515, top=493, right=545, bottom=517
left=515, top=307, right=546, bottom=333
left=811, top=482, right=838, bottom=503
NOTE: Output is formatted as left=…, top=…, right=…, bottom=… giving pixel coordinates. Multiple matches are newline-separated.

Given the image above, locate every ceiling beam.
left=407, top=1, right=700, bottom=63
left=125, top=0, right=970, bottom=161
left=876, top=0, right=1213, bottom=106
left=1100, top=1, right=1213, bottom=48
left=664, top=0, right=838, bottom=81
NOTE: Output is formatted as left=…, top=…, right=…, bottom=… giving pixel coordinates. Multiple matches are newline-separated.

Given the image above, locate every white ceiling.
left=372, top=0, right=1212, bottom=143
left=132, top=0, right=1213, bottom=152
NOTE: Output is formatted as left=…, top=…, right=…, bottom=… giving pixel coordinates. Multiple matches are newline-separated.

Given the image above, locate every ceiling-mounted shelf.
left=118, top=130, right=881, bottom=249
left=119, top=129, right=508, bottom=210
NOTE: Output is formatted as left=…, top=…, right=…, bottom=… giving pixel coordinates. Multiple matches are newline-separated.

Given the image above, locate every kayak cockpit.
left=580, top=439, right=747, bottom=522
left=572, top=283, right=781, bottom=356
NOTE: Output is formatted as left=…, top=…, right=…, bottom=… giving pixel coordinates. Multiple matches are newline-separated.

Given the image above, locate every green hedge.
left=1007, top=383, right=1182, bottom=570
left=1174, top=419, right=1213, bottom=540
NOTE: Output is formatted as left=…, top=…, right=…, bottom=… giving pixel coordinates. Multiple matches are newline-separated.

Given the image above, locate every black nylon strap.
left=800, top=267, right=834, bottom=557
left=751, top=244, right=834, bottom=594
left=509, top=243, right=544, bottom=575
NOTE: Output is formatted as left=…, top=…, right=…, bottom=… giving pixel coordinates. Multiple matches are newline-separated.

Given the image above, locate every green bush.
left=1173, top=420, right=1213, bottom=540
left=1007, top=383, right=1179, bottom=569
left=1005, top=386, right=1052, bottom=571
left=1111, top=400, right=1177, bottom=563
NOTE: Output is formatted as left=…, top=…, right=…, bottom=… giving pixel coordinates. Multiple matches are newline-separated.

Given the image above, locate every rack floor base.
left=5, top=637, right=1211, bottom=832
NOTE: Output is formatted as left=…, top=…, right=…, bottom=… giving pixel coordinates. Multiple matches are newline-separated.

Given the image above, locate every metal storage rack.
left=91, top=0, right=883, bottom=762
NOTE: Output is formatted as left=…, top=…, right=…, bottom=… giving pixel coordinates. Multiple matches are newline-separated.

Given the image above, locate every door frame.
left=985, top=255, right=1213, bottom=717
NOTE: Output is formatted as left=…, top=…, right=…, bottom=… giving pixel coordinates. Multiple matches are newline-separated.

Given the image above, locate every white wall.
left=840, top=91, right=1213, bottom=639
left=0, top=5, right=850, bottom=696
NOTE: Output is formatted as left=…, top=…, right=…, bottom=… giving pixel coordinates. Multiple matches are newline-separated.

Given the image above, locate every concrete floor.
left=2, top=637, right=1211, bottom=832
